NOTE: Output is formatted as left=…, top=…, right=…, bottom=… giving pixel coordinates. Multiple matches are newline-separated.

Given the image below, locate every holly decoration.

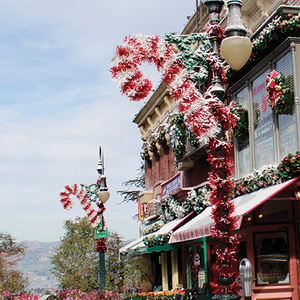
left=266, top=70, right=292, bottom=115
left=229, top=102, right=249, bottom=140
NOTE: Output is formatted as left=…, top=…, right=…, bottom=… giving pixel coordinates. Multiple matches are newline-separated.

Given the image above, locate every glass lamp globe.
left=221, top=36, right=252, bottom=70
left=97, top=190, right=110, bottom=203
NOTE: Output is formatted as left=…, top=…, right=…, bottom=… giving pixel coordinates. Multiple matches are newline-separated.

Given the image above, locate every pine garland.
left=144, top=233, right=171, bottom=247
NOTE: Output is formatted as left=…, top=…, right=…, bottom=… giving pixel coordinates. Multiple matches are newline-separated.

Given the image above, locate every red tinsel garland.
left=111, top=34, right=239, bottom=296
left=96, top=238, right=107, bottom=253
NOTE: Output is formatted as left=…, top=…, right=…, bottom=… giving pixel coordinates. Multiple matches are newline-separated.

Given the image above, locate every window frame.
left=229, top=38, right=300, bottom=178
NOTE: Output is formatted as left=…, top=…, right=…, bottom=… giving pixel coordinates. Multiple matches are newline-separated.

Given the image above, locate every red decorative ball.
left=283, top=157, right=289, bottom=163
left=280, top=167, right=284, bottom=172
left=296, top=154, right=300, bottom=160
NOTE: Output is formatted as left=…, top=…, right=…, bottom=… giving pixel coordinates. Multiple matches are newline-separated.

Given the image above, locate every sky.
left=0, top=0, right=197, bottom=243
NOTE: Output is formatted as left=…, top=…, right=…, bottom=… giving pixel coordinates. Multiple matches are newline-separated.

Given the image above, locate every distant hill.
left=17, top=240, right=60, bottom=292
left=16, top=239, right=135, bottom=293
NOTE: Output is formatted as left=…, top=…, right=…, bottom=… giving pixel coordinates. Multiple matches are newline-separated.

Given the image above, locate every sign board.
left=144, top=200, right=160, bottom=221
left=95, top=229, right=108, bottom=239
left=161, top=173, right=181, bottom=198
left=138, top=197, right=144, bottom=221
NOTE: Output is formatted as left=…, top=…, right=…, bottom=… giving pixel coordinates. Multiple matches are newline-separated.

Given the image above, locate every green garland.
left=230, top=102, right=249, bottom=140
left=227, top=13, right=300, bottom=80
left=157, top=131, right=169, bottom=149
left=144, top=233, right=171, bottom=247
left=187, top=130, right=200, bottom=148
left=141, top=222, right=164, bottom=236
left=165, top=32, right=212, bottom=83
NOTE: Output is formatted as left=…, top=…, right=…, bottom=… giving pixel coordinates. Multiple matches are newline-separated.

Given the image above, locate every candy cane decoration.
left=112, top=33, right=240, bottom=295
left=111, top=34, right=227, bottom=146
left=60, top=183, right=105, bottom=228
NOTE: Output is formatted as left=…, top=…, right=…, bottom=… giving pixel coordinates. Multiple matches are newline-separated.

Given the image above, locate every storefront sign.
left=161, top=173, right=181, bottom=198
left=95, top=229, right=108, bottom=239
left=144, top=200, right=160, bottom=221
left=138, top=197, right=144, bottom=221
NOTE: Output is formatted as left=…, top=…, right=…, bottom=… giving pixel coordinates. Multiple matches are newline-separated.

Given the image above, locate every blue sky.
left=0, top=0, right=196, bottom=242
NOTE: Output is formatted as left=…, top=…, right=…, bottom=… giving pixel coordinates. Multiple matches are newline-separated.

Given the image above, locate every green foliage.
left=143, top=234, right=170, bottom=247
left=0, top=232, right=28, bottom=293
left=50, top=217, right=99, bottom=292
left=51, top=217, right=142, bottom=293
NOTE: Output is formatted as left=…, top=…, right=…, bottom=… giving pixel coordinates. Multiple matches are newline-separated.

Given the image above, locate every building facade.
left=119, top=1, right=300, bottom=299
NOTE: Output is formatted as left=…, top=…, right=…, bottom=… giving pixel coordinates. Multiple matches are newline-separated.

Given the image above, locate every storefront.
left=169, top=177, right=300, bottom=299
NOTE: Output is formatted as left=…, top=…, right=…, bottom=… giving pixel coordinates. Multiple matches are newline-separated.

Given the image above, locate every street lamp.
left=220, top=0, right=252, bottom=70
left=96, top=145, right=110, bottom=290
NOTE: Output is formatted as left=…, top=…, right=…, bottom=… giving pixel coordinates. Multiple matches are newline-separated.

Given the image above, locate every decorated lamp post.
left=110, top=1, right=252, bottom=297
left=59, top=145, right=109, bottom=290
left=96, top=145, right=110, bottom=290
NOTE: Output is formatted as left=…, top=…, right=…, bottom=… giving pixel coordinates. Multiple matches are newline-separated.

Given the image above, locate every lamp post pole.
left=96, top=145, right=110, bottom=290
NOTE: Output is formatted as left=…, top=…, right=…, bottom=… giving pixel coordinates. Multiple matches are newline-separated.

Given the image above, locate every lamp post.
left=203, top=1, right=252, bottom=299
left=96, top=145, right=110, bottom=290
left=204, top=0, right=225, bottom=101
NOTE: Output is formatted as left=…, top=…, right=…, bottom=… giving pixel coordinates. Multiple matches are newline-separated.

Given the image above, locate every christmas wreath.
left=278, top=151, right=300, bottom=180
left=266, top=70, right=292, bottom=115
left=168, top=113, right=186, bottom=159
left=229, top=102, right=249, bottom=140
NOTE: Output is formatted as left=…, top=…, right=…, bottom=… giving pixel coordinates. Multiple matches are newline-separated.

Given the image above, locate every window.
left=276, top=51, right=298, bottom=159
left=188, top=245, right=205, bottom=289
left=254, top=231, right=289, bottom=285
left=233, top=49, right=298, bottom=176
left=236, top=87, right=251, bottom=176
left=252, top=70, right=275, bottom=169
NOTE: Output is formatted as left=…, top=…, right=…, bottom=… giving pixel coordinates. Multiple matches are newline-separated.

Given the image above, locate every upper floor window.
left=276, top=51, right=298, bottom=159
left=252, top=70, right=275, bottom=169
left=234, top=50, right=297, bottom=178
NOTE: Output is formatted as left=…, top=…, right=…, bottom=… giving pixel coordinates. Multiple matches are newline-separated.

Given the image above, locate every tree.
left=0, top=232, right=29, bottom=292
left=117, top=163, right=145, bottom=203
left=106, top=232, right=142, bottom=293
left=51, top=217, right=141, bottom=293
left=50, top=217, right=99, bottom=292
